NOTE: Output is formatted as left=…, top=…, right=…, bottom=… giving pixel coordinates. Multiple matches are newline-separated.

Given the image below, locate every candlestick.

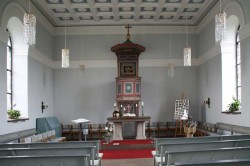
left=141, top=102, right=144, bottom=116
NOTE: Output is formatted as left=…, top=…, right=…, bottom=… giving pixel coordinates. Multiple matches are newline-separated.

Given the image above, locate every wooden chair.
left=157, top=122, right=168, bottom=137
left=61, top=124, right=72, bottom=141
left=89, top=124, right=100, bottom=140
left=71, top=124, right=80, bottom=141
left=166, top=121, right=176, bottom=137
left=149, top=122, right=158, bottom=138
left=99, top=124, right=107, bottom=140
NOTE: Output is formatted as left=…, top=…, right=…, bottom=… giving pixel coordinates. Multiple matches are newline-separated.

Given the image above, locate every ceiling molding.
left=55, top=25, right=198, bottom=35
left=32, top=0, right=217, bottom=27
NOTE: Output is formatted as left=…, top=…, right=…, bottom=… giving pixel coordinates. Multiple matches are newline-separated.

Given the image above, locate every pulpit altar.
left=107, top=116, right=150, bottom=140
left=109, top=25, right=150, bottom=140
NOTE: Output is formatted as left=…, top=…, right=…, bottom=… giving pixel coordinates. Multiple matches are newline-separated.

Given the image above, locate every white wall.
left=198, top=0, right=250, bottom=126
left=0, top=1, right=55, bottom=135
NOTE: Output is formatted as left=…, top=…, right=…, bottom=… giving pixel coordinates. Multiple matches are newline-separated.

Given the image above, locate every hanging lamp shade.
left=183, top=17, right=191, bottom=67
left=215, top=12, right=226, bottom=43
left=62, top=48, right=69, bottom=68
left=23, top=0, right=36, bottom=45
left=168, top=35, right=174, bottom=77
left=62, top=18, right=69, bottom=68
left=215, top=0, right=226, bottom=43
left=184, top=47, right=191, bottom=66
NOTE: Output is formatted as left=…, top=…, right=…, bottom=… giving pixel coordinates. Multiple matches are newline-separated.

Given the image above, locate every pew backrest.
left=0, top=146, right=96, bottom=164
left=175, top=159, right=250, bottom=166
left=0, top=140, right=100, bottom=158
left=165, top=146, right=250, bottom=166
left=159, top=139, right=250, bottom=164
left=154, top=134, right=250, bottom=155
left=0, top=154, right=91, bottom=166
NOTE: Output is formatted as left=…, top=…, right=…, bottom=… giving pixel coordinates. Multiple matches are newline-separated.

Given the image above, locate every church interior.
left=1, top=0, right=250, bottom=165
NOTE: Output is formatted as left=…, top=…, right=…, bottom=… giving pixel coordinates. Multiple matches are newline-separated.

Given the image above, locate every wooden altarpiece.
left=111, top=25, right=145, bottom=116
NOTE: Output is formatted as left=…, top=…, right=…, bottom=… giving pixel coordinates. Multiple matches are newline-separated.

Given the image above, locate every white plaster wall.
left=54, top=66, right=199, bottom=124
left=0, top=1, right=55, bottom=135
left=198, top=0, right=250, bottom=126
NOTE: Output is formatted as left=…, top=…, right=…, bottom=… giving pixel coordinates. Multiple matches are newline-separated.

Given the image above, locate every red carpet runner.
left=100, top=139, right=154, bottom=159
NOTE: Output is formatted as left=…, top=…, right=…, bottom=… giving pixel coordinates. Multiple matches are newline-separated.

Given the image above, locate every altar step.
left=100, top=139, right=154, bottom=150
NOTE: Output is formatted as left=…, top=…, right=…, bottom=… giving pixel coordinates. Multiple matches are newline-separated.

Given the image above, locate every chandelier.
left=23, top=0, right=36, bottom=45
left=168, top=35, right=174, bottom=77
left=62, top=19, right=69, bottom=68
left=184, top=16, right=191, bottom=67
left=215, top=0, right=226, bottom=43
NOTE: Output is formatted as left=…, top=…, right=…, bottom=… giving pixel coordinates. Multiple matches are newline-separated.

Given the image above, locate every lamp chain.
left=186, top=16, right=188, bottom=47
left=28, top=0, right=31, bottom=13
left=64, top=18, right=67, bottom=49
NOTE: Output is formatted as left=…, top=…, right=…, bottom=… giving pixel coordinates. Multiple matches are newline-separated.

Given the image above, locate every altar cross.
left=125, top=24, right=132, bottom=40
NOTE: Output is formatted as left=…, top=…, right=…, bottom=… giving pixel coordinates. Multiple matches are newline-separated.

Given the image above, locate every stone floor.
left=102, top=158, right=154, bottom=166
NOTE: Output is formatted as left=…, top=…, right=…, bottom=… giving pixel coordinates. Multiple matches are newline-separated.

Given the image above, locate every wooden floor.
left=102, top=158, right=153, bottom=166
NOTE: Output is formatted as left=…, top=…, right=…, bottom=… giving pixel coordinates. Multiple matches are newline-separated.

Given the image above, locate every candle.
left=114, top=103, right=116, bottom=107
left=135, top=104, right=137, bottom=107
left=142, top=102, right=144, bottom=106
left=120, top=104, right=123, bottom=107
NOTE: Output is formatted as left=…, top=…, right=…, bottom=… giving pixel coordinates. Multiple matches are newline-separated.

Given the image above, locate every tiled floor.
left=102, top=158, right=153, bottom=166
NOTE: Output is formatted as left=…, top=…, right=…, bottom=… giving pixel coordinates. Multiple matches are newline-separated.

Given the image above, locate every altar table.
left=107, top=116, right=151, bottom=140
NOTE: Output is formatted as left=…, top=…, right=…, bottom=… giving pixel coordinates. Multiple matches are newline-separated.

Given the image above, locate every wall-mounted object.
left=41, top=101, right=48, bottom=113
left=204, top=98, right=210, bottom=108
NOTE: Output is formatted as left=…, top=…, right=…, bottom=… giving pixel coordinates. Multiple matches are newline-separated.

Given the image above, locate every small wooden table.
left=107, top=116, right=151, bottom=140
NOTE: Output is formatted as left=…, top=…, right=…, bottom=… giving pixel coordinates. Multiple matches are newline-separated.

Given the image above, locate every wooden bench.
left=196, top=122, right=219, bottom=136
left=154, top=134, right=250, bottom=155
left=0, top=140, right=102, bottom=166
left=216, top=122, right=250, bottom=135
left=156, top=139, right=250, bottom=166
left=0, top=146, right=99, bottom=166
left=0, top=128, right=36, bottom=143
left=175, top=159, right=250, bottom=166
left=0, top=154, right=91, bottom=166
left=162, top=146, right=250, bottom=166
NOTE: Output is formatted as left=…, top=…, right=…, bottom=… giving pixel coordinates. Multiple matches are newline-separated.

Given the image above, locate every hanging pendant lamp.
left=215, top=0, right=226, bottom=43
left=23, top=0, right=36, bottom=45
left=62, top=18, right=69, bottom=68
left=168, top=35, right=174, bottom=77
left=184, top=16, right=191, bottom=67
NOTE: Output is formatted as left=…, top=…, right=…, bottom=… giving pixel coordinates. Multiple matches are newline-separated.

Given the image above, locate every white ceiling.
left=32, top=0, right=217, bottom=27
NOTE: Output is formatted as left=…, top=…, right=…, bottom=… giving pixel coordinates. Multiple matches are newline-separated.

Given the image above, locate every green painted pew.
left=0, top=154, right=90, bottom=166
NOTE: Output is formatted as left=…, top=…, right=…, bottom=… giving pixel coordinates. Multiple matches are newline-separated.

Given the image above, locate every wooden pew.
left=154, top=134, right=250, bottom=155
left=162, top=146, right=250, bottom=166
left=156, top=139, right=250, bottom=166
left=175, top=159, right=250, bottom=166
left=0, top=154, right=90, bottom=166
left=0, top=146, right=99, bottom=166
left=0, top=140, right=101, bottom=158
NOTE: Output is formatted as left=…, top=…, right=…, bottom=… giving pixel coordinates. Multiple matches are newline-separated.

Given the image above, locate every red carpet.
left=100, top=139, right=154, bottom=159
left=100, top=149, right=154, bottom=159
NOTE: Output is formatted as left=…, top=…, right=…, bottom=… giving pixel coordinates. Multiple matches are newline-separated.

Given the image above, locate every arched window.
left=7, top=33, right=13, bottom=110
left=236, top=25, right=241, bottom=102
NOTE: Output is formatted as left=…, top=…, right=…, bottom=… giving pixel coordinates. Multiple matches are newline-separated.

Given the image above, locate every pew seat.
left=0, top=146, right=100, bottom=166
left=175, top=159, right=250, bottom=166
left=0, top=154, right=91, bottom=166
left=155, top=139, right=250, bottom=166
left=163, top=146, right=250, bottom=166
